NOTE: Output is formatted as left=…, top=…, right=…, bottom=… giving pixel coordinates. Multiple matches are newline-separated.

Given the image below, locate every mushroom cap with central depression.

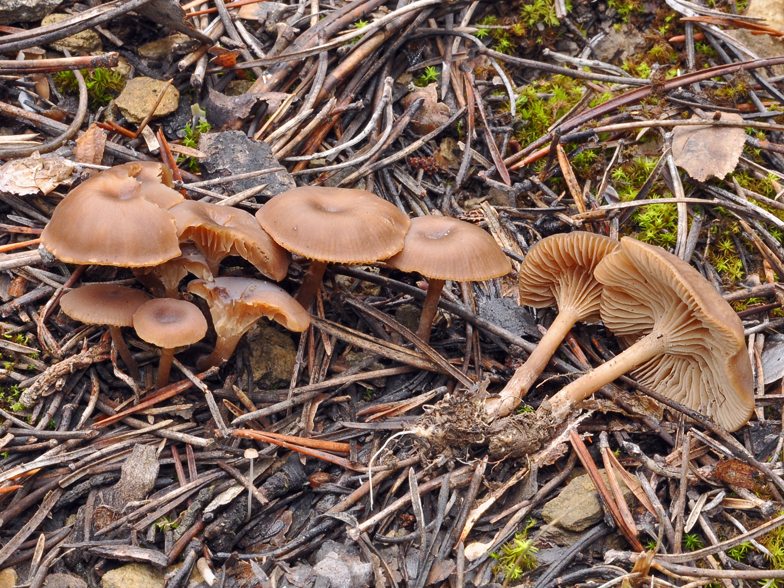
left=255, top=187, right=411, bottom=263
left=596, top=237, right=754, bottom=431
left=385, top=215, right=511, bottom=281
left=132, top=298, right=208, bottom=349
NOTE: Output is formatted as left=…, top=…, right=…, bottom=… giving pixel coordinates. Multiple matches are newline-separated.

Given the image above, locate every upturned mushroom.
left=255, top=187, right=411, bottom=309
left=187, top=277, right=310, bottom=370
left=132, top=298, right=208, bottom=389
left=169, top=200, right=290, bottom=279
left=546, top=237, right=755, bottom=432
left=60, top=284, right=151, bottom=381
left=384, top=215, right=511, bottom=342
left=486, top=232, right=619, bottom=419
left=41, top=162, right=183, bottom=268
left=138, top=243, right=214, bottom=298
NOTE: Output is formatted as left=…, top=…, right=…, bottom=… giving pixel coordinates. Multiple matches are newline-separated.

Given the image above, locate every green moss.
left=514, top=76, right=585, bottom=145
left=53, top=67, right=125, bottom=107
left=491, top=518, right=538, bottom=582
left=413, top=66, right=439, bottom=87
left=177, top=119, right=211, bottom=173
left=760, top=512, right=784, bottom=587
left=608, top=0, right=642, bottom=21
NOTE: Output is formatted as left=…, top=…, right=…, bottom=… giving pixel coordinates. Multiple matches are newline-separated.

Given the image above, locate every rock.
left=138, top=34, right=191, bottom=61
left=478, top=298, right=539, bottom=339
left=727, top=0, right=784, bottom=75
left=313, top=541, right=373, bottom=588
left=198, top=130, right=295, bottom=195
left=101, top=564, right=164, bottom=588
left=0, top=569, right=17, bottom=588
left=115, top=77, right=180, bottom=124
left=542, top=469, right=636, bottom=533
left=592, top=24, right=646, bottom=63
left=226, top=80, right=255, bottom=96
left=246, top=321, right=297, bottom=388
left=160, top=95, right=194, bottom=141
left=43, top=574, right=88, bottom=588
left=40, top=13, right=102, bottom=54
left=395, top=304, right=421, bottom=333
left=0, top=0, right=61, bottom=24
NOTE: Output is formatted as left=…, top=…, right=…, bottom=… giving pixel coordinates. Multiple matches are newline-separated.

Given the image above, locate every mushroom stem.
left=295, top=259, right=328, bottom=310
left=109, top=325, right=141, bottom=382
left=156, top=347, right=175, bottom=390
left=417, top=279, right=445, bottom=342
left=197, top=332, right=244, bottom=371
left=546, top=332, right=667, bottom=422
left=487, top=309, right=581, bottom=418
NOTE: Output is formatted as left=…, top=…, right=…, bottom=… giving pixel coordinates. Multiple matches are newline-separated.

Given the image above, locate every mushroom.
left=169, top=200, right=290, bottom=279
left=244, top=447, right=258, bottom=520
left=545, top=237, right=755, bottom=432
left=486, top=232, right=619, bottom=418
left=255, top=187, right=411, bottom=309
left=132, top=298, right=208, bottom=389
left=187, top=276, right=310, bottom=370
left=138, top=243, right=214, bottom=298
left=41, top=163, right=183, bottom=268
left=60, top=284, right=151, bottom=381
left=385, top=215, right=511, bottom=342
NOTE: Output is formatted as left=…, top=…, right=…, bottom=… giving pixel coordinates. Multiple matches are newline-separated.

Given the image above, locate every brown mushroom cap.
left=126, top=161, right=174, bottom=188
left=170, top=200, right=290, bottom=280
left=385, top=215, right=511, bottom=281
left=255, top=187, right=411, bottom=263
left=132, top=298, right=208, bottom=349
left=595, top=237, right=754, bottom=431
left=187, top=277, right=309, bottom=369
left=151, top=243, right=214, bottom=297
left=60, top=284, right=152, bottom=327
left=41, top=164, right=183, bottom=267
left=518, top=231, right=620, bottom=321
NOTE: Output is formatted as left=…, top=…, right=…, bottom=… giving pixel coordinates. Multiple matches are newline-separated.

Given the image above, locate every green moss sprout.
left=413, top=66, right=440, bottom=87
left=177, top=119, right=211, bottom=173
left=53, top=67, right=125, bottom=107
left=682, top=533, right=704, bottom=551
left=491, top=518, right=538, bottom=582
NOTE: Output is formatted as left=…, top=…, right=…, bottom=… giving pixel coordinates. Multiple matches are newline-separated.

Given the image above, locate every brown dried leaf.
left=204, top=87, right=291, bottom=131
left=672, top=113, right=746, bottom=181
left=0, top=152, right=75, bottom=195
left=400, top=83, right=450, bottom=135
left=713, top=459, right=762, bottom=491
left=74, top=123, right=107, bottom=167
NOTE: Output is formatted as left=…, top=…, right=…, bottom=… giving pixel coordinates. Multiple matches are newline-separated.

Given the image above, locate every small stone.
left=395, top=304, right=421, bottom=333
left=0, top=569, right=17, bottom=588
left=101, top=564, right=164, bottom=588
left=225, top=80, right=255, bottom=96
left=542, top=469, right=636, bottom=533
left=592, top=24, right=646, bottom=63
left=41, top=13, right=102, bottom=54
left=0, top=0, right=62, bottom=25
left=727, top=0, right=784, bottom=75
left=115, top=77, right=180, bottom=124
left=246, top=321, right=297, bottom=388
left=160, top=95, right=193, bottom=141
left=42, top=574, right=87, bottom=588
left=138, top=34, right=191, bottom=61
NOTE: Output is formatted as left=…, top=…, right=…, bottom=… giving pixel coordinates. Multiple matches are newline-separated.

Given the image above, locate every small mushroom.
left=187, top=277, right=310, bottom=370
left=487, top=232, right=619, bottom=418
left=138, top=243, right=214, bottom=298
left=60, top=284, right=151, bottom=381
left=244, top=447, right=258, bottom=520
left=41, top=163, right=183, bottom=268
left=132, top=298, right=208, bottom=389
left=385, top=215, right=511, bottom=342
left=255, top=187, right=411, bottom=309
left=169, top=200, right=290, bottom=279
left=546, top=237, right=755, bottom=432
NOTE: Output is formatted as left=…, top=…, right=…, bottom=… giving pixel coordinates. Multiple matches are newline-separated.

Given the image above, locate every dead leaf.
left=74, top=123, right=107, bottom=168
left=713, top=459, right=764, bottom=491
left=204, top=87, right=291, bottom=131
left=400, top=83, right=450, bottom=135
left=0, top=152, right=75, bottom=195
left=208, top=47, right=241, bottom=68
left=671, top=113, right=746, bottom=181
left=237, top=1, right=286, bottom=22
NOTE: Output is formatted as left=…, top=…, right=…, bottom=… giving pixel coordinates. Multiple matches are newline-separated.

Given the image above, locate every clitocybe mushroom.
left=138, top=243, right=214, bottom=298
left=255, top=187, right=411, bottom=309
left=384, top=215, right=511, bottom=342
left=132, top=298, right=208, bottom=389
left=486, top=232, right=619, bottom=419
left=41, top=163, right=183, bottom=267
left=546, top=237, right=754, bottom=432
left=187, top=277, right=310, bottom=370
left=61, top=284, right=151, bottom=381
left=169, top=200, right=290, bottom=280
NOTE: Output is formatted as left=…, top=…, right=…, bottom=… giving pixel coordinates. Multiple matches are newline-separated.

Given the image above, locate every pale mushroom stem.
left=296, top=259, right=328, bottom=310
left=197, top=332, right=244, bottom=371
left=156, top=347, right=175, bottom=390
left=417, top=279, right=446, bottom=342
left=487, top=309, right=581, bottom=418
left=109, top=325, right=141, bottom=382
left=546, top=332, right=667, bottom=422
